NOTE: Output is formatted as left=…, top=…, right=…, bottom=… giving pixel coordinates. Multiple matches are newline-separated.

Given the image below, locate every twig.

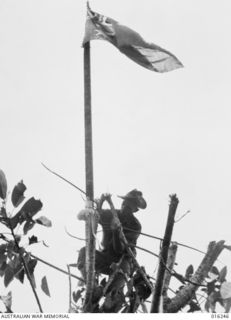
left=175, top=210, right=190, bottom=223
left=65, top=227, right=86, bottom=241
left=41, top=163, right=86, bottom=196
left=150, top=194, right=179, bottom=313
left=9, top=225, right=43, bottom=313
left=162, top=242, right=178, bottom=297
left=132, top=245, right=159, bottom=259
left=31, top=254, right=84, bottom=282
left=67, top=265, right=72, bottom=312
left=123, top=227, right=206, bottom=255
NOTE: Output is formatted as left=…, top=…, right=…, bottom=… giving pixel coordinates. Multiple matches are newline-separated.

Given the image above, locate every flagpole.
left=84, top=44, right=94, bottom=199
left=83, top=40, right=95, bottom=312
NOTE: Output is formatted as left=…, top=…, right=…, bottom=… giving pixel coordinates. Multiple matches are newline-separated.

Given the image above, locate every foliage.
left=0, top=170, right=52, bottom=312
left=1, top=168, right=230, bottom=313
left=70, top=267, right=153, bottom=313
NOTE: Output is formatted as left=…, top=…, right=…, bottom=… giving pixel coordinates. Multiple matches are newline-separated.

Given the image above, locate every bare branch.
left=165, top=240, right=225, bottom=313
left=67, top=265, right=72, bottom=312
left=65, top=227, right=86, bottom=241
left=41, top=163, right=86, bottom=196
left=9, top=224, right=43, bottom=313
left=134, top=245, right=159, bottom=259
left=31, top=254, right=84, bottom=283
left=123, top=227, right=206, bottom=255
left=162, top=242, right=178, bottom=297
left=175, top=210, right=190, bottom=223
left=150, top=194, right=179, bottom=313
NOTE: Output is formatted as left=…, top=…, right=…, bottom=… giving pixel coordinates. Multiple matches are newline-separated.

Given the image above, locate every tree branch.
left=150, top=194, right=179, bottom=313
left=31, top=254, right=84, bottom=282
left=165, top=240, right=225, bottom=313
left=9, top=225, right=43, bottom=313
left=67, top=265, right=72, bottom=312
left=41, top=163, right=86, bottom=196
left=162, top=242, right=178, bottom=297
left=83, top=200, right=97, bottom=312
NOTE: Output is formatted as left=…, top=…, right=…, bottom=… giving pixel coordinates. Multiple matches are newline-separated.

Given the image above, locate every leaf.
left=6, top=241, right=16, bottom=259
left=4, top=266, right=14, bottom=287
left=9, top=214, right=20, bottom=230
left=8, top=255, right=20, bottom=270
left=211, top=266, right=219, bottom=275
left=206, top=291, right=221, bottom=313
left=35, top=216, right=52, bottom=227
left=11, top=181, right=26, bottom=207
left=0, top=291, right=12, bottom=310
left=42, top=241, right=49, bottom=248
left=22, top=197, right=43, bottom=218
left=185, top=264, right=194, bottom=279
left=14, top=268, right=24, bottom=284
left=23, top=220, right=35, bottom=235
left=0, top=170, right=7, bottom=200
left=207, top=280, right=216, bottom=295
left=224, top=245, right=231, bottom=251
left=219, top=266, right=227, bottom=283
left=10, top=197, right=42, bottom=229
left=29, top=235, right=38, bottom=245
left=0, top=252, right=7, bottom=266
left=0, top=261, right=7, bottom=277
left=0, top=207, right=7, bottom=217
left=187, top=300, right=201, bottom=312
left=72, top=289, right=82, bottom=303
left=41, top=276, right=51, bottom=297
left=0, top=244, right=7, bottom=255
left=224, top=297, right=231, bottom=313
left=220, top=282, right=231, bottom=299
left=27, top=258, right=37, bottom=276
left=15, top=197, right=43, bottom=225
left=208, top=266, right=219, bottom=280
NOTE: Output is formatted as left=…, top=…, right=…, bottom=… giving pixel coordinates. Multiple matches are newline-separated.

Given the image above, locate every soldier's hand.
left=101, top=193, right=112, bottom=201
left=111, top=218, right=121, bottom=231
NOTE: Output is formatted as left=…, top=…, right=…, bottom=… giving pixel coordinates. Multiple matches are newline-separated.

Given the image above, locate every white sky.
left=0, top=0, right=231, bottom=313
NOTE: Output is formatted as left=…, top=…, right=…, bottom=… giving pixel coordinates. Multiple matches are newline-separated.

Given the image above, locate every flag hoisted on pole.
left=82, top=2, right=183, bottom=312
left=83, top=3, right=183, bottom=73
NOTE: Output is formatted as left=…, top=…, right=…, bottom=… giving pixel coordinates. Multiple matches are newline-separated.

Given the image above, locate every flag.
left=83, top=4, right=183, bottom=73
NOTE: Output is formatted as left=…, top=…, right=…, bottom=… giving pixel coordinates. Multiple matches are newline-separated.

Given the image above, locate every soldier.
left=77, top=189, right=147, bottom=311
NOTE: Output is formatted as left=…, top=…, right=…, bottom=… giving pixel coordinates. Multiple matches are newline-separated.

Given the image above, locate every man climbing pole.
left=77, top=189, right=149, bottom=311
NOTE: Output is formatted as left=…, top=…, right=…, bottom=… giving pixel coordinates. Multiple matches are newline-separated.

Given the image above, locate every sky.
left=0, top=0, right=231, bottom=313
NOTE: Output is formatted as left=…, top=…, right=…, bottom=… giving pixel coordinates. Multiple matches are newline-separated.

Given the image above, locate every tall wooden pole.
left=84, top=41, right=94, bottom=201
left=150, top=194, right=179, bottom=313
left=83, top=41, right=95, bottom=312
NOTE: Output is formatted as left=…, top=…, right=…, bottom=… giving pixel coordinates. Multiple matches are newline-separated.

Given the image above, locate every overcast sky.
left=0, top=0, right=231, bottom=313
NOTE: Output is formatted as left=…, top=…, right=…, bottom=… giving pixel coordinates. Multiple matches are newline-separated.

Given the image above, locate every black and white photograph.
left=0, top=0, right=231, bottom=314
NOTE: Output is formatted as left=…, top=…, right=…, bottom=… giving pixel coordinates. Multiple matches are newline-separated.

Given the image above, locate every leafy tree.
left=0, top=170, right=52, bottom=312
left=0, top=169, right=230, bottom=313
